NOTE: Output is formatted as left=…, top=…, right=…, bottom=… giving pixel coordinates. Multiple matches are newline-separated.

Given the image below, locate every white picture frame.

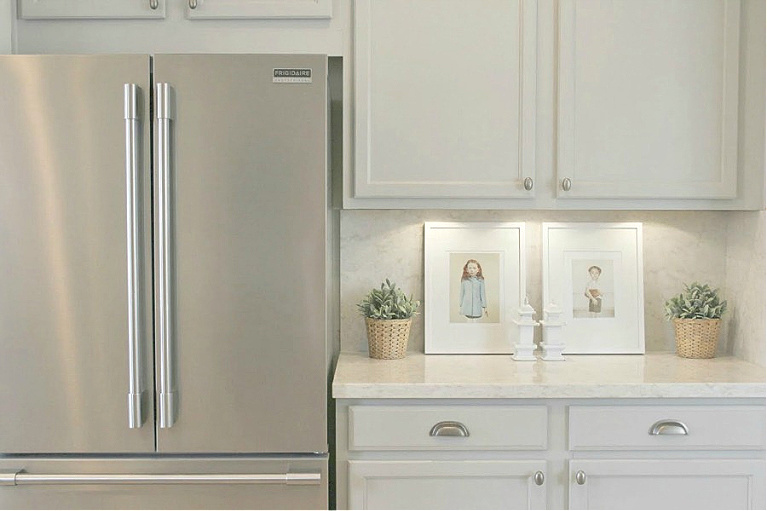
left=424, top=222, right=526, bottom=354
left=542, top=223, right=645, bottom=354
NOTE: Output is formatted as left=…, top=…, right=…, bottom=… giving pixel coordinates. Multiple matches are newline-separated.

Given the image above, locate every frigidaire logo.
left=273, top=68, right=313, bottom=84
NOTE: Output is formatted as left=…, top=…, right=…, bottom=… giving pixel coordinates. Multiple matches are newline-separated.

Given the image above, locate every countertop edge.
left=332, top=383, right=767, bottom=400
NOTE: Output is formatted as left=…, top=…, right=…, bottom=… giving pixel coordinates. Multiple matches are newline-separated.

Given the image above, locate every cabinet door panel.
left=349, top=460, right=546, bottom=510
left=557, top=0, right=739, bottom=199
left=186, top=0, right=332, bottom=19
left=19, top=0, right=165, bottom=19
left=569, top=459, right=766, bottom=510
left=354, top=0, right=537, bottom=199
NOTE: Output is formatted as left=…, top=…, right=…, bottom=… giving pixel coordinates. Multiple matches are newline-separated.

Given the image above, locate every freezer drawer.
left=0, top=456, right=327, bottom=509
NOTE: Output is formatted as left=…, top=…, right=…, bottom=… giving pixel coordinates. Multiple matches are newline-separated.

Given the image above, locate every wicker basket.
left=673, top=318, right=722, bottom=359
left=365, top=317, right=412, bottom=360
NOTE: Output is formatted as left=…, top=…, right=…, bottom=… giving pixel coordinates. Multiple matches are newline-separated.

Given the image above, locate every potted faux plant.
left=357, top=279, right=420, bottom=360
left=664, top=282, right=727, bottom=359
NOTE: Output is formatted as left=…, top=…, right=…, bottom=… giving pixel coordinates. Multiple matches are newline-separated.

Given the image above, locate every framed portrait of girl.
left=424, top=222, right=526, bottom=354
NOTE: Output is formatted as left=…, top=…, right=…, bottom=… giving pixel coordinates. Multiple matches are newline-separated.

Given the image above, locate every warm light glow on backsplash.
left=340, top=209, right=765, bottom=365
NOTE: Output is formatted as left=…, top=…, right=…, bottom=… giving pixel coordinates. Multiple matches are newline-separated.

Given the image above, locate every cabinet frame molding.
left=353, top=0, right=538, bottom=199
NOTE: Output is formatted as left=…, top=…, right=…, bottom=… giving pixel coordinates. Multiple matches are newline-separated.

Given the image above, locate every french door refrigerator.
left=0, top=54, right=329, bottom=509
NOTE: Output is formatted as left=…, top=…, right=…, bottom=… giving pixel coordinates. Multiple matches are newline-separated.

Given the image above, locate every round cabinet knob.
left=533, top=471, right=545, bottom=486
left=189, top=0, right=198, bottom=9
left=523, top=177, right=534, bottom=191
left=561, top=177, right=572, bottom=192
left=575, top=470, right=586, bottom=485
left=149, top=0, right=158, bottom=9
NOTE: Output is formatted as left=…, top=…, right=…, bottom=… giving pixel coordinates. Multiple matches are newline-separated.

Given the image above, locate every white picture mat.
left=543, top=223, right=644, bottom=354
left=425, top=222, right=525, bottom=354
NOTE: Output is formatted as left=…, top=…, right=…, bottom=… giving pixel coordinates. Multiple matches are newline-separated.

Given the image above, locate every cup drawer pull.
left=649, top=420, right=689, bottom=436
left=429, top=421, right=470, bottom=437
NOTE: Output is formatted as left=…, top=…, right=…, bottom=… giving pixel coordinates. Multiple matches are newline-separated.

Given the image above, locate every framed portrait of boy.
left=424, top=222, right=526, bottom=354
left=542, top=223, right=645, bottom=354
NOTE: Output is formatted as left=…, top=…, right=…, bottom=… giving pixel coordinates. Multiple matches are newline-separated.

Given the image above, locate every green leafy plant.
left=357, top=279, right=420, bottom=320
left=664, top=282, right=727, bottom=320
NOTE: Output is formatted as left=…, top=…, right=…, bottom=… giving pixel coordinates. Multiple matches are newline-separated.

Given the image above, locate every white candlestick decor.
left=512, top=297, right=539, bottom=361
left=539, top=302, right=566, bottom=361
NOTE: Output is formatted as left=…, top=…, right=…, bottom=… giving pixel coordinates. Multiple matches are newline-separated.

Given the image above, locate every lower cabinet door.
left=348, top=460, right=546, bottom=510
left=569, top=459, right=766, bottom=510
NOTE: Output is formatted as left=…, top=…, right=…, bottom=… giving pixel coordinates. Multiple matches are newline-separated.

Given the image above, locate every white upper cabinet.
left=19, top=0, right=167, bottom=19
left=556, top=0, right=740, bottom=200
left=353, top=0, right=537, bottom=199
left=186, top=0, right=332, bottom=19
left=17, top=0, right=332, bottom=19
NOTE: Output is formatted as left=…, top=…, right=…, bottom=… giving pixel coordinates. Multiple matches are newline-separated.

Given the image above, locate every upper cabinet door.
left=557, top=0, right=740, bottom=200
left=19, top=0, right=166, bottom=19
left=353, top=0, right=537, bottom=199
left=186, top=0, right=332, bottom=19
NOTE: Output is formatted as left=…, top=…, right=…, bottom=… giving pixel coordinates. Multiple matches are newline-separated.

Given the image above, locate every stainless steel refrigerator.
left=0, top=54, right=329, bottom=509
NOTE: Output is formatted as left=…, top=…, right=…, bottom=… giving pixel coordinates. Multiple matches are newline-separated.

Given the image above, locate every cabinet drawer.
left=568, top=405, right=765, bottom=451
left=348, top=405, right=547, bottom=451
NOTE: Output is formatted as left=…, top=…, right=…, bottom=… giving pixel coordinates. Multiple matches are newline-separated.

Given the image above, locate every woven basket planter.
left=673, top=318, right=722, bottom=359
left=365, top=317, right=412, bottom=360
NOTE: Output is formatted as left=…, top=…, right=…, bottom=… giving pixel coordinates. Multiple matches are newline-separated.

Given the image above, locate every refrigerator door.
left=152, top=55, right=328, bottom=453
left=0, top=56, right=155, bottom=453
left=0, top=456, right=328, bottom=509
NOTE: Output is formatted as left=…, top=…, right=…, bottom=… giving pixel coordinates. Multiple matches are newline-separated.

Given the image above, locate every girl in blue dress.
left=459, top=259, right=487, bottom=322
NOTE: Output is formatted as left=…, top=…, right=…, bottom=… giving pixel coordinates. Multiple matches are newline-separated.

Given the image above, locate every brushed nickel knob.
left=149, top=0, right=158, bottom=9
left=575, top=470, right=586, bottom=485
left=562, top=177, right=572, bottom=192
left=523, top=177, right=534, bottom=191
left=189, top=0, right=198, bottom=9
left=533, top=471, right=544, bottom=486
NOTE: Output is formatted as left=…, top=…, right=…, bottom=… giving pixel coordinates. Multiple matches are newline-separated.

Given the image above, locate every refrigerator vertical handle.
left=156, top=83, right=176, bottom=428
left=124, top=84, right=145, bottom=429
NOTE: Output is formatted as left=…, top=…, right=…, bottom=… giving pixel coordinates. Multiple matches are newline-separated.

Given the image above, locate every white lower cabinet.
left=337, top=399, right=766, bottom=510
left=349, top=460, right=546, bottom=510
left=568, top=459, right=765, bottom=510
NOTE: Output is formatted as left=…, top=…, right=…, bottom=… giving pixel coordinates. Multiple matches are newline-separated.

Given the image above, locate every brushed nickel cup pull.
left=575, top=470, right=586, bottom=485
left=533, top=471, right=544, bottom=486
left=429, top=421, right=469, bottom=437
left=149, top=0, right=159, bottom=9
left=523, top=177, right=534, bottom=191
left=561, top=177, right=572, bottom=191
left=189, top=0, right=198, bottom=9
left=649, top=420, right=689, bottom=436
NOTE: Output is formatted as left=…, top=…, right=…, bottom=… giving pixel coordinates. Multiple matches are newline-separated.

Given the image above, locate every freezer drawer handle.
left=0, top=470, right=321, bottom=486
left=124, top=83, right=145, bottom=429
left=156, top=82, right=177, bottom=429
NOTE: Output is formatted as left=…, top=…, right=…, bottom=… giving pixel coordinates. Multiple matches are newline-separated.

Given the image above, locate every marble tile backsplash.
left=340, top=210, right=762, bottom=360
left=726, top=211, right=766, bottom=366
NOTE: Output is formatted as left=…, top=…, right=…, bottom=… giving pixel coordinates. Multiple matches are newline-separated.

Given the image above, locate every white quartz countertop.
left=332, top=352, right=766, bottom=399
